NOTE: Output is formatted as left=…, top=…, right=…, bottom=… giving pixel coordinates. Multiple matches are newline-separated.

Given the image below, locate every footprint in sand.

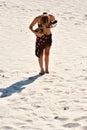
left=54, top=116, right=68, bottom=121
left=84, top=77, right=87, bottom=80
left=65, top=68, right=71, bottom=71
left=20, top=126, right=31, bottom=129
left=82, top=126, right=87, bottom=130
left=80, top=88, right=86, bottom=91
left=63, top=122, right=80, bottom=128
left=69, top=16, right=75, bottom=20
left=75, top=75, right=87, bottom=80
left=0, top=70, right=6, bottom=78
left=73, top=100, right=80, bottom=103
left=74, top=22, right=82, bottom=25
left=84, top=14, right=87, bottom=20
left=25, top=119, right=33, bottom=123
left=64, top=12, right=72, bottom=14
left=1, top=126, right=16, bottom=130
left=0, top=4, right=2, bottom=7
left=82, top=69, right=87, bottom=72
left=43, top=87, right=50, bottom=91
left=0, top=69, right=4, bottom=73
left=73, top=116, right=87, bottom=121
left=82, top=96, right=87, bottom=99
left=0, top=74, right=5, bottom=78
left=2, top=1, right=7, bottom=7
left=12, top=5, right=20, bottom=9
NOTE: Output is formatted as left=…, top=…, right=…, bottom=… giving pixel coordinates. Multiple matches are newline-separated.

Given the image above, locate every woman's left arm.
left=49, top=15, right=57, bottom=28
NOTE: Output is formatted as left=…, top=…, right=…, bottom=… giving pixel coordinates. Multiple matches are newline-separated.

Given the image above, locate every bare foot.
left=39, top=69, right=45, bottom=75
left=45, top=71, right=49, bottom=74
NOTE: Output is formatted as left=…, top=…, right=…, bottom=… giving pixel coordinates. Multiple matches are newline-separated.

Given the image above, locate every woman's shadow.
left=0, top=73, right=42, bottom=98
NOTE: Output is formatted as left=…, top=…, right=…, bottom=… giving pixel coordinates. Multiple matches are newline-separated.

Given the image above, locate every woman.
left=29, top=12, right=57, bottom=75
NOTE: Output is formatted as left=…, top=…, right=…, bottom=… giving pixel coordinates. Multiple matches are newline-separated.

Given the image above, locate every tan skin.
left=29, top=13, right=56, bottom=74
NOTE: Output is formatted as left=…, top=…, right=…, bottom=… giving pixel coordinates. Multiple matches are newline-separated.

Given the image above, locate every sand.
left=0, top=0, right=87, bottom=130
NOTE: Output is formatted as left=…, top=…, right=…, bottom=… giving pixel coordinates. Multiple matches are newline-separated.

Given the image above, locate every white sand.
left=0, top=0, right=87, bottom=130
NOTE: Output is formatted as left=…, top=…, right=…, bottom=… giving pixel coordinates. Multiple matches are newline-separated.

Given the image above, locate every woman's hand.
left=35, top=32, right=44, bottom=37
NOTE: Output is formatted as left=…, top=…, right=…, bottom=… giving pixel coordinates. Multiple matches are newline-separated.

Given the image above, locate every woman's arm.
left=29, top=17, right=44, bottom=37
left=49, top=15, right=57, bottom=28
left=29, top=17, right=38, bottom=34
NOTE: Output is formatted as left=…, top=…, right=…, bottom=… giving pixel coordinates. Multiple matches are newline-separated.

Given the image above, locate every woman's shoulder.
left=48, top=14, right=55, bottom=21
left=34, top=15, right=42, bottom=22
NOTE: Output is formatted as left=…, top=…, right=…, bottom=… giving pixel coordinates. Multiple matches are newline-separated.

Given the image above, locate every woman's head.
left=41, top=16, right=49, bottom=24
left=43, top=12, right=48, bottom=16
left=41, top=12, right=49, bottom=25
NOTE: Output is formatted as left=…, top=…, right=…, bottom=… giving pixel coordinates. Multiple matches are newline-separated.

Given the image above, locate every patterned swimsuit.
left=35, top=33, right=52, bottom=57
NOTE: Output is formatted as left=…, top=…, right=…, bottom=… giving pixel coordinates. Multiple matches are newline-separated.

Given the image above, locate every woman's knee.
left=45, top=47, right=50, bottom=56
left=39, top=52, right=43, bottom=58
left=45, top=51, right=50, bottom=56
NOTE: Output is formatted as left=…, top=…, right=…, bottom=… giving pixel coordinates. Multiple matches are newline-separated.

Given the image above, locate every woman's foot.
left=39, top=72, right=44, bottom=75
left=45, top=71, right=49, bottom=74
left=39, top=69, right=45, bottom=75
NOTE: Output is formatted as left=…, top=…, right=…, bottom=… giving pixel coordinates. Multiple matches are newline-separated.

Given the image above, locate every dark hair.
left=41, top=16, right=49, bottom=24
left=43, top=12, right=48, bottom=15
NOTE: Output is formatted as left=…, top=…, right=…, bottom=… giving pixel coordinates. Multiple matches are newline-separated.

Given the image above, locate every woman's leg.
left=44, top=46, right=51, bottom=73
left=38, top=52, right=44, bottom=74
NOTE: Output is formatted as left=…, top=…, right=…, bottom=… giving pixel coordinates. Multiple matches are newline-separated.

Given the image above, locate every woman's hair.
left=43, top=12, right=48, bottom=15
left=41, top=16, right=49, bottom=24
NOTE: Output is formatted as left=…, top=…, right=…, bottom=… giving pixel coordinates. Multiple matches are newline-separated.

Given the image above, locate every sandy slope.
left=0, top=0, right=87, bottom=130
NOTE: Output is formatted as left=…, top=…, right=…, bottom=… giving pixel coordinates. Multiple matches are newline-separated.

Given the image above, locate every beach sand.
left=0, top=0, right=87, bottom=130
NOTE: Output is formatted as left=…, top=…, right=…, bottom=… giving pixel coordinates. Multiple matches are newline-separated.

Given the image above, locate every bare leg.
left=38, top=52, right=44, bottom=74
left=44, top=46, right=51, bottom=73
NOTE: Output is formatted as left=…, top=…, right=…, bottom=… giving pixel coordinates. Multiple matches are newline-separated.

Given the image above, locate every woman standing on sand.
left=29, top=12, right=57, bottom=75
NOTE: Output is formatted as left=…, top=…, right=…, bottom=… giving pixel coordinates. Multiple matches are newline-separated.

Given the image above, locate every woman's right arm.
left=29, top=17, right=38, bottom=34
left=29, top=17, right=44, bottom=37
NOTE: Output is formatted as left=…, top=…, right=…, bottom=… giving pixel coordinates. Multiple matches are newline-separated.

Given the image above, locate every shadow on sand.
left=0, top=73, right=42, bottom=98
